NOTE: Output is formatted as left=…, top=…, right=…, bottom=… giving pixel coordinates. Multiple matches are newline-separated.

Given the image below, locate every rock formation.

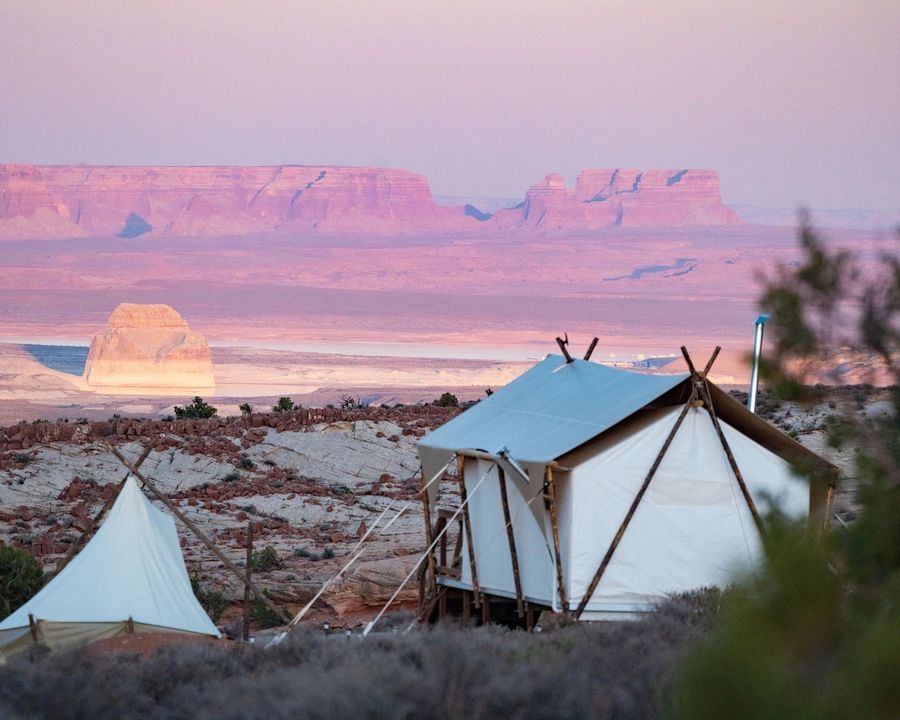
left=0, top=164, right=465, bottom=239
left=83, top=304, right=215, bottom=392
left=0, top=164, right=741, bottom=239
left=492, top=169, right=742, bottom=229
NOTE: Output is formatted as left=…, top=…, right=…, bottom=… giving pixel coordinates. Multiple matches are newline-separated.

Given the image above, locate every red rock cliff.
left=493, top=169, right=741, bottom=229
left=0, top=164, right=740, bottom=239
left=0, top=164, right=465, bottom=239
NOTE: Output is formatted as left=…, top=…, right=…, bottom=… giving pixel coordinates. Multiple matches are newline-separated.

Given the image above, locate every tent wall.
left=459, top=458, right=556, bottom=607
left=0, top=621, right=209, bottom=661
left=0, top=478, right=220, bottom=659
left=561, top=405, right=809, bottom=613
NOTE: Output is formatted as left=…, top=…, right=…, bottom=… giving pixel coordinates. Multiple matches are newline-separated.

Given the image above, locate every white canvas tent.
left=418, top=354, right=834, bottom=621
left=0, top=477, right=220, bottom=659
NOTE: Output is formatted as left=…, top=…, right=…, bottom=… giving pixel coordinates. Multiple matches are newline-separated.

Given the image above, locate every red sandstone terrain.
left=0, top=163, right=887, bottom=400
left=0, top=165, right=739, bottom=240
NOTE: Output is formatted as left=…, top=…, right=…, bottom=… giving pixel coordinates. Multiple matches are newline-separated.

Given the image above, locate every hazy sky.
left=1, top=1, right=898, bottom=209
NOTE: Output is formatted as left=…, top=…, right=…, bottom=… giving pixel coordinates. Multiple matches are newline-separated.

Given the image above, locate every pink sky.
left=1, top=1, right=897, bottom=209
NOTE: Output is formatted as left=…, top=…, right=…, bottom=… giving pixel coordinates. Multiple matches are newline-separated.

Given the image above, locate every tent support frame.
left=420, top=470, right=438, bottom=603
left=456, top=454, right=482, bottom=607
left=544, top=464, right=569, bottom=614
left=573, top=347, right=722, bottom=619
left=108, top=444, right=292, bottom=624
left=681, top=346, right=764, bottom=533
left=497, top=466, right=525, bottom=617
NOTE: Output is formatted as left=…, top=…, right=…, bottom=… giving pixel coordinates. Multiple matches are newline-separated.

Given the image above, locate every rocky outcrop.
left=0, top=164, right=741, bottom=239
left=83, top=304, right=215, bottom=392
left=493, top=169, right=741, bottom=229
left=0, top=164, right=466, bottom=239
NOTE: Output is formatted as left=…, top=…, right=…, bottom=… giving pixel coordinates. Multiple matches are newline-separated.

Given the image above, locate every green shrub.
left=250, top=546, right=281, bottom=572
left=222, top=471, right=240, bottom=483
left=0, top=546, right=44, bottom=621
left=173, top=397, right=218, bottom=420
left=13, top=453, right=32, bottom=465
left=189, top=573, right=228, bottom=623
left=250, top=592, right=283, bottom=629
left=273, top=397, right=294, bottom=414
left=434, top=392, right=459, bottom=407
left=239, top=402, right=253, bottom=416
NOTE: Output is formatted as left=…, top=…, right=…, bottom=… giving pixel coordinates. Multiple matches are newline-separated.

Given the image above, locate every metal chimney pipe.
left=748, top=314, right=769, bottom=413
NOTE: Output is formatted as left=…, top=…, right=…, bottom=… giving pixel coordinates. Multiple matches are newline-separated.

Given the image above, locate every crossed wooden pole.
left=107, top=444, right=292, bottom=625
left=572, top=345, right=764, bottom=619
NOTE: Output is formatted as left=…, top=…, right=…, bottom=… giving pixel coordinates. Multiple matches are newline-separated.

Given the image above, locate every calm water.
left=22, top=344, right=89, bottom=376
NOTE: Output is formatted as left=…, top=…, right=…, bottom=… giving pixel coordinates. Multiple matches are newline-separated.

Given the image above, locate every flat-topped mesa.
left=84, top=303, right=215, bottom=393
left=494, top=169, right=742, bottom=229
left=0, top=164, right=466, bottom=239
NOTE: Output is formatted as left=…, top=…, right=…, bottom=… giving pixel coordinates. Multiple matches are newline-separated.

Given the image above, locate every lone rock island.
left=83, top=304, right=215, bottom=393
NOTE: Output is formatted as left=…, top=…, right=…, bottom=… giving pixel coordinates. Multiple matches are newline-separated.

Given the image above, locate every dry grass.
left=0, top=591, right=719, bottom=720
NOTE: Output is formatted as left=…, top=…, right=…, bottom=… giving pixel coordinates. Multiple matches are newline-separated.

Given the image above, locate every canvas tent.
left=417, top=353, right=834, bottom=622
left=0, top=476, right=220, bottom=659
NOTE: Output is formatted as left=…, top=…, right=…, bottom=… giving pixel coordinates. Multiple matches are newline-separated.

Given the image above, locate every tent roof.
left=0, top=477, right=220, bottom=638
left=418, top=355, right=689, bottom=464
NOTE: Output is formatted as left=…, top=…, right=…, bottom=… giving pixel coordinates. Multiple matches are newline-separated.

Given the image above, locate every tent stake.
left=497, top=466, right=525, bottom=617
left=544, top=465, right=569, bottom=614
left=574, top=397, right=695, bottom=619
left=106, top=444, right=292, bottom=625
left=456, top=454, right=481, bottom=607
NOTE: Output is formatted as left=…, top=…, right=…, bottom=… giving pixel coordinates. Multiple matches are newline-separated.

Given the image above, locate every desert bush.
left=239, top=402, right=253, bottom=416
left=173, top=397, right=217, bottom=420
left=222, top=471, right=240, bottom=483
left=250, top=546, right=281, bottom=572
left=13, top=453, right=32, bottom=465
left=434, top=392, right=459, bottom=407
left=189, top=573, right=228, bottom=624
left=0, top=546, right=44, bottom=620
left=273, top=397, right=295, bottom=414
left=673, top=220, right=900, bottom=720
left=0, top=591, right=717, bottom=720
left=250, top=592, right=283, bottom=630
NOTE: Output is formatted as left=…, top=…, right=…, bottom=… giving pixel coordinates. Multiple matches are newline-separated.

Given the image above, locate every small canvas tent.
left=0, top=477, right=220, bottom=659
left=417, top=353, right=834, bottom=622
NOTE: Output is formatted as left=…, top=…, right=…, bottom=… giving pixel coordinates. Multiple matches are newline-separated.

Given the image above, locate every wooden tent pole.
left=574, top=396, right=696, bottom=619
left=28, top=613, right=39, bottom=644
left=48, top=444, right=152, bottom=581
left=497, top=466, right=524, bottom=617
left=583, top=337, right=599, bottom=361
left=698, top=379, right=765, bottom=534
left=107, top=444, right=292, bottom=624
left=544, top=465, right=569, bottom=613
left=242, top=520, right=253, bottom=641
left=420, top=467, right=438, bottom=604
left=456, top=454, right=481, bottom=607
